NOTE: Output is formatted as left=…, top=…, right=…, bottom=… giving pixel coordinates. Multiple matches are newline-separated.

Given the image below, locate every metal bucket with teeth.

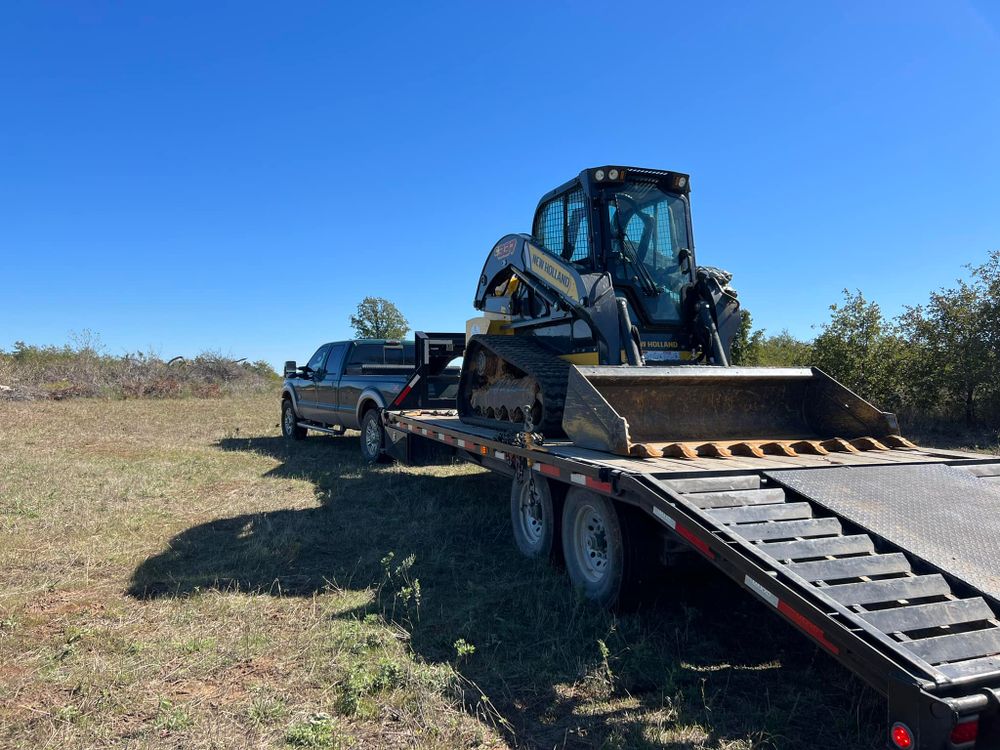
left=561, top=365, right=912, bottom=459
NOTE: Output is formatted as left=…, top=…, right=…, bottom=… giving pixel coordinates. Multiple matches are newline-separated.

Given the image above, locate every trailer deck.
left=384, top=409, right=1000, bottom=749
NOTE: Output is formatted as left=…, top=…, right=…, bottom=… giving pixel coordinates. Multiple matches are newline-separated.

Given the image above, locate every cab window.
left=533, top=189, right=591, bottom=264
left=306, top=344, right=331, bottom=372
left=344, top=343, right=414, bottom=374
left=325, top=344, right=347, bottom=377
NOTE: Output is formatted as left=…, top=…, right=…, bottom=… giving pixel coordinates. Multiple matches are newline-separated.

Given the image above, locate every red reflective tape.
left=466, top=442, right=479, bottom=453
left=674, top=523, right=714, bottom=559
left=392, top=384, right=412, bottom=406
left=585, top=476, right=612, bottom=494
left=539, top=463, right=561, bottom=478
left=777, top=601, right=840, bottom=654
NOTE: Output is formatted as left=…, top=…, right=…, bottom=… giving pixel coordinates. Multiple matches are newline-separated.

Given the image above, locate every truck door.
left=296, top=344, right=331, bottom=421
left=338, top=342, right=383, bottom=429
left=313, top=343, right=348, bottom=426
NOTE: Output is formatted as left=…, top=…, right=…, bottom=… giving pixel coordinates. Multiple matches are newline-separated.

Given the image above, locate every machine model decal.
left=493, top=238, right=517, bottom=260
left=526, top=243, right=579, bottom=301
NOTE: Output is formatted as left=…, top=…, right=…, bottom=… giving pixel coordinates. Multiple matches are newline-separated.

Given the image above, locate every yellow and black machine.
left=458, top=165, right=911, bottom=459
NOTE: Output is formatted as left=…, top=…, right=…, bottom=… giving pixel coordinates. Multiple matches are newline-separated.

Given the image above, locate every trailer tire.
left=360, top=409, right=391, bottom=464
left=561, top=488, right=627, bottom=607
left=510, top=475, right=561, bottom=561
left=282, top=399, right=307, bottom=440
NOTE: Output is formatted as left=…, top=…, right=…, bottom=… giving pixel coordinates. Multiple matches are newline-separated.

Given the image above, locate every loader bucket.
left=562, top=365, right=906, bottom=459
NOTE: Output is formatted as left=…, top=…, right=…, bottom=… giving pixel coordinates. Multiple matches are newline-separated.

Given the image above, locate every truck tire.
left=282, top=399, right=307, bottom=440
left=360, top=409, right=391, bottom=464
left=510, top=474, right=560, bottom=561
left=561, top=488, right=628, bottom=608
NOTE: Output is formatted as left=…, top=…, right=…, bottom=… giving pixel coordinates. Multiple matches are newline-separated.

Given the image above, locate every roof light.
left=608, top=168, right=620, bottom=180
left=675, top=175, right=688, bottom=189
left=594, top=169, right=606, bottom=181
left=950, top=718, right=979, bottom=744
left=890, top=723, right=913, bottom=749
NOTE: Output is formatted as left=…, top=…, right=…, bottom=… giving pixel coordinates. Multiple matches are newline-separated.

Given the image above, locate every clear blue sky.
left=2, top=2, right=998, bottom=368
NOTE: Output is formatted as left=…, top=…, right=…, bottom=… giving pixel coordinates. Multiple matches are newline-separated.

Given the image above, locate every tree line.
left=731, top=250, right=1000, bottom=430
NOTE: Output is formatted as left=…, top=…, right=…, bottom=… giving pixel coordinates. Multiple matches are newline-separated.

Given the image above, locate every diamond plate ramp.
left=765, top=464, right=1000, bottom=604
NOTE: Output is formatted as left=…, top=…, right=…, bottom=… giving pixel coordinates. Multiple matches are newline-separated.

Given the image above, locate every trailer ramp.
left=766, top=464, right=1000, bottom=606
left=659, top=464, right=1000, bottom=684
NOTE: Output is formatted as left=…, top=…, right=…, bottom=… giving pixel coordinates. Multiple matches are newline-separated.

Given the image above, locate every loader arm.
left=474, top=233, right=636, bottom=365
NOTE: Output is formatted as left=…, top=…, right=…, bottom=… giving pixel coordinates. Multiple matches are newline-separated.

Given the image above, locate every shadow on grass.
left=128, top=433, right=884, bottom=749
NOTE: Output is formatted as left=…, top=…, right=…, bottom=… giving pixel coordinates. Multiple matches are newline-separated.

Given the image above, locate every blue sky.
left=2, top=1, right=998, bottom=367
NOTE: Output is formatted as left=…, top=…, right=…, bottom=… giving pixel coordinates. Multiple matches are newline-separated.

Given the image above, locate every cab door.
left=313, top=343, right=348, bottom=425
left=296, top=344, right=331, bottom=421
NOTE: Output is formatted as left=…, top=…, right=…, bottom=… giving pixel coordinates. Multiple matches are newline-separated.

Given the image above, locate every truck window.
left=383, top=345, right=405, bottom=365
left=306, top=344, right=331, bottom=372
left=325, top=343, right=347, bottom=376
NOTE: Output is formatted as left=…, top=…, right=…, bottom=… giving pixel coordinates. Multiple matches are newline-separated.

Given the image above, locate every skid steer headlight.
left=608, top=168, right=620, bottom=180
left=674, top=174, right=688, bottom=189
left=594, top=169, right=606, bottom=181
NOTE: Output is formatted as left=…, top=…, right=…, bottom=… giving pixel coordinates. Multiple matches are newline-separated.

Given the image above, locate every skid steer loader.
left=458, top=165, right=910, bottom=459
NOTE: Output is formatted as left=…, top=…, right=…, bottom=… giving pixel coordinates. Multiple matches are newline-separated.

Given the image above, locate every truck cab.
left=281, top=333, right=464, bottom=461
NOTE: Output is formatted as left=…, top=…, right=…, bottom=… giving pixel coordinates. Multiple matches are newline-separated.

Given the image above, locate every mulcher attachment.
left=562, top=365, right=910, bottom=458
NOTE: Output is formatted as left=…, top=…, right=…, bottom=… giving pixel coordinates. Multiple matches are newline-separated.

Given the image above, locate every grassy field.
left=3, top=395, right=954, bottom=750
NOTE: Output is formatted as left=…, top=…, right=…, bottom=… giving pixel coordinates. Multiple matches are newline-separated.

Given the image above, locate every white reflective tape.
left=652, top=506, right=676, bottom=529
left=421, top=428, right=428, bottom=435
left=744, top=575, right=780, bottom=609
left=570, top=473, right=587, bottom=485
left=495, top=451, right=506, bottom=460
left=532, top=463, right=542, bottom=472
left=409, top=373, right=422, bottom=386
left=457, top=439, right=466, bottom=448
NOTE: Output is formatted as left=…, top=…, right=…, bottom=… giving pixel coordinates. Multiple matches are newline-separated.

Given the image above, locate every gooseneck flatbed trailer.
left=382, top=404, right=1000, bottom=750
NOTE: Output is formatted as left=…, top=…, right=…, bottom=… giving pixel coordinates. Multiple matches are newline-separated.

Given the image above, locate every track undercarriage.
left=457, top=335, right=569, bottom=436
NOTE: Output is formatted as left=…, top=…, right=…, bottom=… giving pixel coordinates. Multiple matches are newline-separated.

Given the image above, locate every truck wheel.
left=510, top=474, right=560, bottom=560
left=360, top=409, right=390, bottom=464
left=282, top=399, right=307, bottom=440
left=561, top=488, right=626, bottom=608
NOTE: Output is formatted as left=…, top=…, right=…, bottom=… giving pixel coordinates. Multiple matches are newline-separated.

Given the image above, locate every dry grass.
left=1, top=395, right=903, bottom=749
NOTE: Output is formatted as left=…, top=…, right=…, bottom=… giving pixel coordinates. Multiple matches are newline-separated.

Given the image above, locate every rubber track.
left=458, top=335, right=571, bottom=437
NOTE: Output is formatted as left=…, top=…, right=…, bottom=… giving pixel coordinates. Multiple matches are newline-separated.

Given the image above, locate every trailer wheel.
left=360, top=409, right=391, bottom=464
left=282, top=399, right=307, bottom=440
left=561, top=488, right=626, bottom=607
left=510, top=474, right=560, bottom=560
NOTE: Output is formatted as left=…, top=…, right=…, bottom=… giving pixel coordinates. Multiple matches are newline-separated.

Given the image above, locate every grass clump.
left=285, top=713, right=346, bottom=748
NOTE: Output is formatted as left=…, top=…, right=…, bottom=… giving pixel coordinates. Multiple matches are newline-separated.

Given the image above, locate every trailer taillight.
left=891, top=722, right=914, bottom=749
left=950, top=718, right=978, bottom=745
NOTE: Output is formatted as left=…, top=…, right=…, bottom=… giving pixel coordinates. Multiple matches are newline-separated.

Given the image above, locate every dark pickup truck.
left=280, top=332, right=464, bottom=461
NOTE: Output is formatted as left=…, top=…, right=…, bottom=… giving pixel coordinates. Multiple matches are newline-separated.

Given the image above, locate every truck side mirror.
left=284, top=361, right=297, bottom=378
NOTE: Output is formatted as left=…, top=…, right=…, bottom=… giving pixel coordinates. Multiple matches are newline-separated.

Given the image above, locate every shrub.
left=0, top=334, right=278, bottom=401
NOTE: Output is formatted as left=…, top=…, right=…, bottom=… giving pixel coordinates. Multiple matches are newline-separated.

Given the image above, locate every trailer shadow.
left=128, top=433, right=884, bottom=749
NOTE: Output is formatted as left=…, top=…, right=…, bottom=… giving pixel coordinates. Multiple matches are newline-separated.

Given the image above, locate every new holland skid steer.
left=458, top=165, right=910, bottom=459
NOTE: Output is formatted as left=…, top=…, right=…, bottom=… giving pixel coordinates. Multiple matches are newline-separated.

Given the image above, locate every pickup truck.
left=280, top=333, right=464, bottom=462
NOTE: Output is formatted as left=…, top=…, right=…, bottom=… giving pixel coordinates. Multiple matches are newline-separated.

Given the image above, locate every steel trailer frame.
left=382, top=406, right=1000, bottom=750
